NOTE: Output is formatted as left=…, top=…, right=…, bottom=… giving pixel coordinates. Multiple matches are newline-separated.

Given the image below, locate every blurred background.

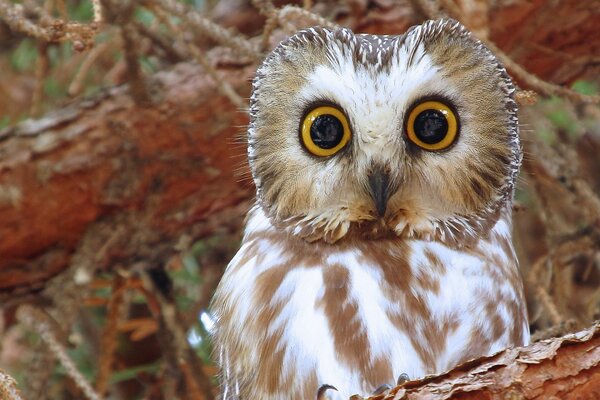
left=0, top=0, right=599, bottom=399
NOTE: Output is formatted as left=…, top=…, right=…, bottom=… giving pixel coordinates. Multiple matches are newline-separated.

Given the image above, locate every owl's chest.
left=252, top=249, right=486, bottom=377
left=216, top=233, right=528, bottom=398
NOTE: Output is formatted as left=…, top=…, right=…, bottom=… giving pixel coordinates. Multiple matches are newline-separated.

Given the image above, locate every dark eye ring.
left=406, top=100, right=458, bottom=151
left=301, top=106, right=351, bottom=157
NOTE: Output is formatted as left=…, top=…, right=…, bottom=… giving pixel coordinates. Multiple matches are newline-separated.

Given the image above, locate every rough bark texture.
left=0, top=62, right=254, bottom=295
left=488, top=0, right=600, bottom=85
left=1, top=0, right=599, bottom=297
left=365, top=322, right=600, bottom=400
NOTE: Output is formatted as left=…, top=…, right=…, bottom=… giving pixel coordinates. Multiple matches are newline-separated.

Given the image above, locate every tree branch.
left=363, top=322, right=600, bottom=399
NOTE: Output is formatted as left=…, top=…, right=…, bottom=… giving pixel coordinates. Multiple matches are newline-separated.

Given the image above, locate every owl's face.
left=248, top=19, right=520, bottom=245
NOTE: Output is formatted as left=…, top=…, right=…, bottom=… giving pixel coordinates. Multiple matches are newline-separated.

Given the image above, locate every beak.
left=368, top=167, right=391, bottom=217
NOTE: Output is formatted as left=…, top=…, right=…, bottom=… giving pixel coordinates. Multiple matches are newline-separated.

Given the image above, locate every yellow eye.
left=301, top=106, right=351, bottom=157
left=406, top=100, right=458, bottom=151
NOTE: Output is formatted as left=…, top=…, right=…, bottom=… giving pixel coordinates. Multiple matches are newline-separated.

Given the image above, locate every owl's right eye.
left=301, top=106, right=351, bottom=157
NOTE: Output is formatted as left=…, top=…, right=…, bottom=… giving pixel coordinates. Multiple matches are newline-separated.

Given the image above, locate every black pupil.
left=310, top=114, right=344, bottom=149
left=413, top=109, right=449, bottom=144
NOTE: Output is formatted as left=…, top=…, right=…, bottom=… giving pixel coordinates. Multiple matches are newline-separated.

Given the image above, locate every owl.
left=211, top=19, right=529, bottom=400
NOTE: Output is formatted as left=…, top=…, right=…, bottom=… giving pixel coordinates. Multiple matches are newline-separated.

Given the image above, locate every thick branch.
left=0, top=62, right=253, bottom=295
left=367, top=322, right=600, bottom=399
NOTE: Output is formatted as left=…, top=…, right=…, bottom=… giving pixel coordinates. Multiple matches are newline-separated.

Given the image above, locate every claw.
left=397, top=373, right=410, bottom=385
left=317, top=384, right=338, bottom=400
left=372, top=383, right=392, bottom=394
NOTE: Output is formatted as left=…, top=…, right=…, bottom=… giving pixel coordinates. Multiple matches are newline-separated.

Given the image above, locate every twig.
left=91, top=0, right=102, bottom=24
left=138, top=267, right=216, bottom=400
left=121, top=22, right=151, bottom=104
left=251, top=0, right=279, bottom=50
left=0, top=0, right=98, bottom=50
left=416, top=0, right=600, bottom=104
left=251, top=0, right=276, bottom=15
left=0, top=1, right=50, bottom=39
left=150, top=3, right=245, bottom=109
left=55, top=0, right=69, bottom=20
left=438, top=0, right=462, bottom=19
left=515, top=90, right=538, bottom=106
left=95, top=275, right=129, bottom=397
left=0, top=370, right=23, bottom=400
left=22, top=344, right=54, bottom=400
left=530, top=319, right=578, bottom=342
left=278, top=5, right=338, bottom=31
left=147, top=0, right=260, bottom=60
left=17, top=305, right=103, bottom=400
left=535, top=283, right=564, bottom=326
left=133, top=20, right=186, bottom=63
left=260, top=12, right=279, bottom=50
left=68, top=40, right=111, bottom=96
left=527, top=249, right=563, bottom=327
left=415, top=0, right=443, bottom=19
left=31, top=41, right=49, bottom=116
left=486, top=41, right=600, bottom=104
left=446, top=0, right=488, bottom=38
left=101, top=0, right=151, bottom=105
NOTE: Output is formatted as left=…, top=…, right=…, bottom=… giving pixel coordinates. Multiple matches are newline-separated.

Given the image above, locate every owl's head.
left=248, top=19, right=521, bottom=245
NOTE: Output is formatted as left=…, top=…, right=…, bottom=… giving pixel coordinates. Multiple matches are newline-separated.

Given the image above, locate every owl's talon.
left=372, top=383, right=392, bottom=394
left=397, top=373, right=410, bottom=385
left=317, top=384, right=338, bottom=400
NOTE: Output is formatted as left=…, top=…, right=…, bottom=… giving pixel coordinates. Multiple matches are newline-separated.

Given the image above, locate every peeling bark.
left=0, top=63, right=254, bottom=294
left=489, top=0, right=600, bottom=85
left=365, top=322, right=600, bottom=400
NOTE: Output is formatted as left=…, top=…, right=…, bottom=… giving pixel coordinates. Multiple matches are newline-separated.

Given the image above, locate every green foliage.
left=545, top=97, right=578, bottom=136
left=572, top=80, right=599, bottom=95
left=69, top=0, right=95, bottom=21
left=135, top=7, right=157, bottom=25
left=108, top=362, right=161, bottom=385
left=0, top=115, right=12, bottom=130
left=44, top=76, right=67, bottom=98
left=10, top=39, right=37, bottom=72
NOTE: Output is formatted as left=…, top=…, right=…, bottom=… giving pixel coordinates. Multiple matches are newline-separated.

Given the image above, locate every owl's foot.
left=347, top=384, right=393, bottom=399
left=372, top=384, right=392, bottom=394
left=317, top=375, right=411, bottom=400
left=397, top=373, right=410, bottom=385
left=354, top=374, right=412, bottom=399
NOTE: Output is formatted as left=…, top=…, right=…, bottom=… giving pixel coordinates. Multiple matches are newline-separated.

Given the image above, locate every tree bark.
left=1, top=0, right=599, bottom=297
left=366, top=322, right=600, bottom=400
left=0, top=62, right=254, bottom=295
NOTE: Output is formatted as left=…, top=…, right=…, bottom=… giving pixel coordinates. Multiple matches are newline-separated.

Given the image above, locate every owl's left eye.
left=406, top=100, right=458, bottom=151
left=301, top=106, right=351, bottom=157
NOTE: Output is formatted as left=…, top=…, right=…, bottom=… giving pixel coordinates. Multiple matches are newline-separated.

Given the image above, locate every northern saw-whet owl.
left=211, top=18, right=529, bottom=399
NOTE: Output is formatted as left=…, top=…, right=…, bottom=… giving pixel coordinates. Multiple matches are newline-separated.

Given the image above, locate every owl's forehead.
left=295, top=27, right=411, bottom=71
left=297, top=32, right=455, bottom=134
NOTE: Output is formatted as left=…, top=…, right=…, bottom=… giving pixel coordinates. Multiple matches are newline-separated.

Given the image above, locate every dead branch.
left=16, top=305, right=103, bottom=400
left=417, top=0, right=600, bottom=104
left=362, top=322, right=600, bottom=400
left=148, top=0, right=260, bottom=59
left=0, top=60, right=253, bottom=298
left=0, top=0, right=98, bottom=50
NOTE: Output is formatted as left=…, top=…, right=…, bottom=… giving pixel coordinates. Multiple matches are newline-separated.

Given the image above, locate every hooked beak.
left=368, top=167, right=391, bottom=218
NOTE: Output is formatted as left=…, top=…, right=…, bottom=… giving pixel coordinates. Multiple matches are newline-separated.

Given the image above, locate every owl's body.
left=212, top=19, right=529, bottom=399
left=214, top=205, right=527, bottom=399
